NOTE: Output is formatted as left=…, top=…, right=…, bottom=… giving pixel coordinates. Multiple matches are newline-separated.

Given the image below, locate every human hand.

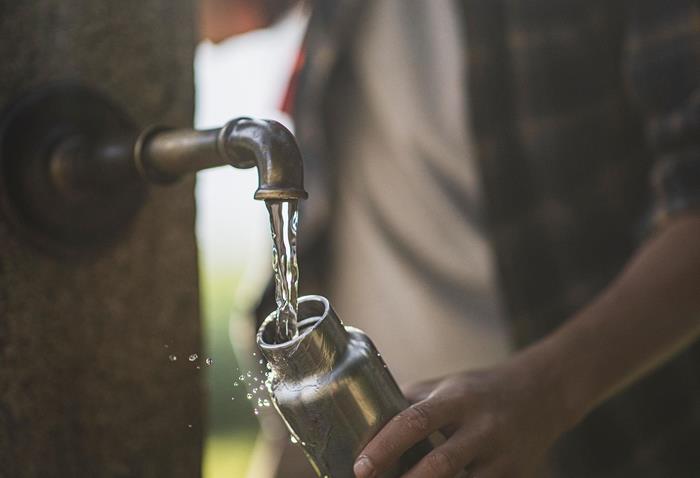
left=353, top=362, right=572, bottom=478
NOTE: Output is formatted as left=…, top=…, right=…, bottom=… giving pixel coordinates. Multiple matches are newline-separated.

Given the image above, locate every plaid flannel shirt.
left=278, top=0, right=700, bottom=476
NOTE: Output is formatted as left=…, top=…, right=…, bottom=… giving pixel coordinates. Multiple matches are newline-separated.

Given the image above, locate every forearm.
left=516, top=214, right=700, bottom=431
left=354, top=217, right=700, bottom=478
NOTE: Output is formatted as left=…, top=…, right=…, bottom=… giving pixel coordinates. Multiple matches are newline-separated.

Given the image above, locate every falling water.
left=266, top=200, right=300, bottom=343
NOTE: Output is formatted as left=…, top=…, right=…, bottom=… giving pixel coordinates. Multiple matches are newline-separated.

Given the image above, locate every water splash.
left=230, top=354, right=277, bottom=420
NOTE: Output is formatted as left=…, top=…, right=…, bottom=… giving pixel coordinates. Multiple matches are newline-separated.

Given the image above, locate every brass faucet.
left=52, top=117, right=308, bottom=201
left=0, top=83, right=307, bottom=255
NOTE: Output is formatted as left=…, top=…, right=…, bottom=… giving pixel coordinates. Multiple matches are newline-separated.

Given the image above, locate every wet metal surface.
left=258, top=295, right=431, bottom=478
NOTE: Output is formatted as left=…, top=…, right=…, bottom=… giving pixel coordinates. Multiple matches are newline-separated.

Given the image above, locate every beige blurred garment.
left=328, top=0, right=511, bottom=385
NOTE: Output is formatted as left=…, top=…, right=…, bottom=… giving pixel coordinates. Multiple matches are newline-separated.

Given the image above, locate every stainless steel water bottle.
left=257, top=295, right=431, bottom=478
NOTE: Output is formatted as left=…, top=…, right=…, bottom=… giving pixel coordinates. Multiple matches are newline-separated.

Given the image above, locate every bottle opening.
left=258, top=295, right=330, bottom=347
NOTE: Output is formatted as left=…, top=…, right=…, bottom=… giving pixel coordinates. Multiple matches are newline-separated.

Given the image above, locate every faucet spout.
left=220, top=118, right=308, bottom=201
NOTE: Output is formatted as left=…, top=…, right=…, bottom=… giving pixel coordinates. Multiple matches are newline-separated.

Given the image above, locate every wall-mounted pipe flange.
left=0, top=84, right=145, bottom=256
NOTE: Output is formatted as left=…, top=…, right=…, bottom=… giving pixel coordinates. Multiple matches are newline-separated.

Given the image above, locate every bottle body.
left=257, top=295, right=428, bottom=478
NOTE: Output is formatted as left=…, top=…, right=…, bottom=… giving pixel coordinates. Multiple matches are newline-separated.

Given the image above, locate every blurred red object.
left=281, top=48, right=305, bottom=115
left=200, top=0, right=301, bottom=43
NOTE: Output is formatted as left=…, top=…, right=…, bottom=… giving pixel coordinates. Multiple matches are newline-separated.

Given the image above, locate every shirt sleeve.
left=624, top=0, right=700, bottom=226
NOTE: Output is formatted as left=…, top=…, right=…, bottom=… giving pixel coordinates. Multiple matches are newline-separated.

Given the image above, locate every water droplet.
left=205, top=357, right=214, bottom=366
left=187, top=424, right=192, bottom=428
left=239, top=374, right=245, bottom=381
left=164, top=344, right=169, bottom=349
left=263, top=399, right=271, bottom=407
left=259, top=359, right=264, bottom=365
left=253, top=376, right=259, bottom=382
left=266, top=363, right=272, bottom=371
left=168, top=354, right=177, bottom=362
left=246, top=371, right=252, bottom=378
left=231, top=397, right=236, bottom=401
left=196, top=366, right=201, bottom=370
left=233, top=381, right=239, bottom=387
left=252, top=352, right=257, bottom=356
left=253, top=408, right=260, bottom=416
left=189, top=354, right=198, bottom=362
left=258, top=385, right=265, bottom=391
left=246, top=393, right=253, bottom=400
left=290, top=435, right=298, bottom=444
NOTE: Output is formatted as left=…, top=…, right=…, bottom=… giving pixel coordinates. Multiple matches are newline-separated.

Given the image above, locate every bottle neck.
left=257, top=295, right=349, bottom=380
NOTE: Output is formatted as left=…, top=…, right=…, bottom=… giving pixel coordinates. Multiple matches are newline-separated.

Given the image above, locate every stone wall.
left=0, top=2, right=202, bottom=476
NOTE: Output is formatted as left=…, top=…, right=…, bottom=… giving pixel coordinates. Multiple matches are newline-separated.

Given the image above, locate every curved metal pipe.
left=50, top=117, right=308, bottom=201
left=220, top=118, right=308, bottom=201
left=134, top=117, right=308, bottom=200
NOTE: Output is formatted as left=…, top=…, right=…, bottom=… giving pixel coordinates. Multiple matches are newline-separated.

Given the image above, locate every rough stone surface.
left=0, top=1, right=202, bottom=477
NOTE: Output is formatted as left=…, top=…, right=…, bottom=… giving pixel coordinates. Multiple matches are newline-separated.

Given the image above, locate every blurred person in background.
left=255, top=0, right=700, bottom=477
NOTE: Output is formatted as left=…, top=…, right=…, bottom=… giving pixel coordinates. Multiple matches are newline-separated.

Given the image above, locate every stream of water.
left=266, top=200, right=300, bottom=343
